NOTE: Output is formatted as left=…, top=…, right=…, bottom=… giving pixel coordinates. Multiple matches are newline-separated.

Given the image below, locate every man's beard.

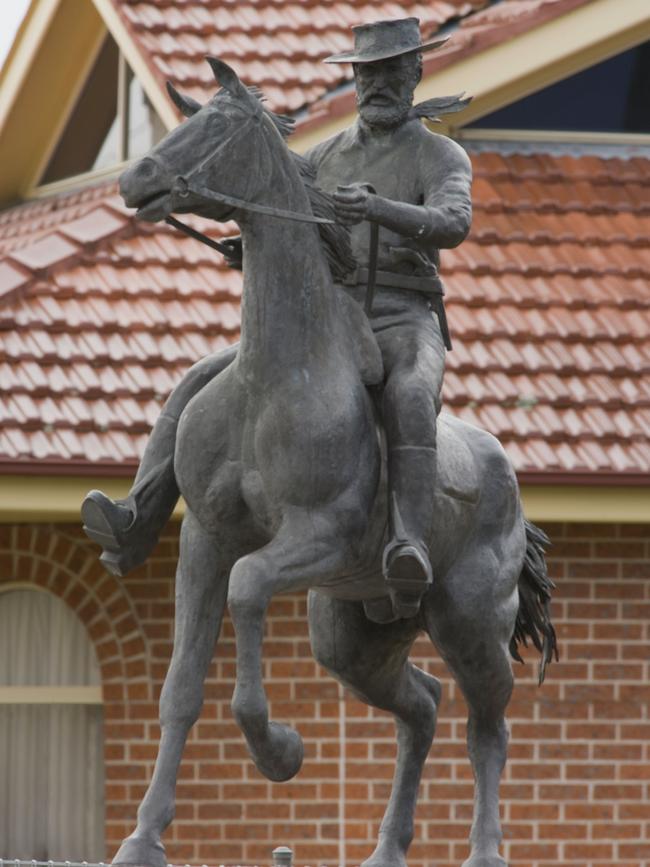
left=358, top=95, right=412, bottom=130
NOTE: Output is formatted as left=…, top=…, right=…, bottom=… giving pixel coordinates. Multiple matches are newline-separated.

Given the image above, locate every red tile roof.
left=115, top=0, right=589, bottom=120
left=1, top=149, right=649, bottom=480
left=118, top=0, right=487, bottom=114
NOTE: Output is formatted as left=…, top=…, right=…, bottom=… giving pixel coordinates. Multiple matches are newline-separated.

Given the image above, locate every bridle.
left=163, top=100, right=380, bottom=314
left=164, top=178, right=334, bottom=259
left=164, top=103, right=333, bottom=251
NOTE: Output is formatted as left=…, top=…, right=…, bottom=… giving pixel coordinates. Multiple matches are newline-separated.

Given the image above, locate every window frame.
left=0, top=583, right=103, bottom=707
left=29, top=42, right=166, bottom=198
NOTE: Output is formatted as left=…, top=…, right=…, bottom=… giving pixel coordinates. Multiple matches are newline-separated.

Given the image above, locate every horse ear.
left=205, top=56, right=247, bottom=98
left=166, top=81, right=202, bottom=117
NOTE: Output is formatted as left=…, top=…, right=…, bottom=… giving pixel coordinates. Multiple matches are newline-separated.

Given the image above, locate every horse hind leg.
left=309, top=593, right=440, bottom=867
left=423, top=545, right=519, bottom=867
left=112, top=512, right=229, bottom=867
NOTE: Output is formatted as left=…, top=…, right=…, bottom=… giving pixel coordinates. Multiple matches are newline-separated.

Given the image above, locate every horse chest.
left=240, top=467, right=283, bottom=537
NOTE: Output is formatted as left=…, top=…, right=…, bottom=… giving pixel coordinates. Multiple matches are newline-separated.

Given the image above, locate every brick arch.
left=0, top=523, right=151, bottom=701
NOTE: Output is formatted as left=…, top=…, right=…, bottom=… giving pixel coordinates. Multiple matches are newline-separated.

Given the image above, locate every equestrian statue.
left=82, top=18, right=557, bottom=867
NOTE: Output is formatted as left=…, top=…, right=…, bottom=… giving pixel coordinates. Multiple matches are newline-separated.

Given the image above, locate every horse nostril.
left=135, top=157, right=159, bottom=180
left=119, top=157, right=165, bottom=207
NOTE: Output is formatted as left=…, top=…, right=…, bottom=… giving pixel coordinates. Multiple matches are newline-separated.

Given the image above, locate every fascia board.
left=91, top=0, right=177, bottom=131
left=0, top=0, right=106, bottom=202
left=0, top=0, right=60, bottom=135
left=0, top=475, right=648, bottom=524
left=0, top=475, right=183, bottom=523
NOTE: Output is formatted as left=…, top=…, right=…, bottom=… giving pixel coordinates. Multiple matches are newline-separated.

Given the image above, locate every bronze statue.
left=82, top=19, right=556, bottom=867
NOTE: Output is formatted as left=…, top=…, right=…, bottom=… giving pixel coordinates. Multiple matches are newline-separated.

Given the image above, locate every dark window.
left=40, top=33, right=166, bottom=185
left=41, top=35, right=119, bottom=184
left=468, top=41, right=650, bottom=133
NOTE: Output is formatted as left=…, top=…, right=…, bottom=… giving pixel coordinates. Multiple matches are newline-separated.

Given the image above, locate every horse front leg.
left=112, top=512, right=229, bottom=867
left=227, top=510, right=355, bottom=782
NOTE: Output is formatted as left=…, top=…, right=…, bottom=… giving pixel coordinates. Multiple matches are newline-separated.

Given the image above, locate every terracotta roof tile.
left=0, top=260, right=30, bottom=299
left=8, top=232, right=80, bottom=273
left=1, top=2, right=650, bottom=481
left=0, top=180, right=121, bottom=254
left=114, top=0, right=491, bottom=115
left=59, top=206, right=129, bottom=245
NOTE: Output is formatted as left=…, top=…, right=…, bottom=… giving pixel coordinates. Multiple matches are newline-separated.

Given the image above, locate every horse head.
left=119, top=58, right=294, bottom=224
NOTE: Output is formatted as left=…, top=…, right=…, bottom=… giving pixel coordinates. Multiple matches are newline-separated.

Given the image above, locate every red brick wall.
left=1, top=520, right=649, bottom=867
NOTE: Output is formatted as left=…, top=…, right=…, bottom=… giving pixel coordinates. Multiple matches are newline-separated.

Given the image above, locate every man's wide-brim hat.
left=324, top=17, right=447, bottom=64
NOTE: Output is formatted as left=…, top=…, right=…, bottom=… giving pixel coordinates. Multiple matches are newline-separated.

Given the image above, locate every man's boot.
left=382, top=445, right=436, bottom=619
left=82, top=345, right=238, bottom=576
left=82, top=456, right=178, bottom=577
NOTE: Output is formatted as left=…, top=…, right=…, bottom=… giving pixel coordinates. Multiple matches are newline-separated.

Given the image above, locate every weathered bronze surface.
left=82, top=19, right=556, bottom=867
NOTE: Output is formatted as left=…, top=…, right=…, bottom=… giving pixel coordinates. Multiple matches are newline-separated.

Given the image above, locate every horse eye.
left=208, top=112, right=229, bottom=134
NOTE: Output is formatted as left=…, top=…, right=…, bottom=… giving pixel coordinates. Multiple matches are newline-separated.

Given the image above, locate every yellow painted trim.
left=0, top=686, right=103, bottom=704
left=91, top=0, right=177, bottom=131
left=293, top=0, right=650, bottom=151
left=519, top=485, right=650, bottom=524
left=0, top=475, right=647, bottom=523
left=0, top=0, right=106, bottom=203
left=457, top=128, right=650, bottom=147
left=27, top=22, right=107, bottom=191
left=28, top=159, right=129, bottom=200
left=0, top=0, right=60, bottom=132
left=0, top=475, right=184, bottom=523
left=0, top=581, right=52, bottom=594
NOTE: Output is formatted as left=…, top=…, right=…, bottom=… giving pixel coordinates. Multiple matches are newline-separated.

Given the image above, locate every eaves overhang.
left=0, top=0, right=178, bottom=205
left=292, top=0, right=650, bottom=152
left=0, top=472, right=648, bottom=525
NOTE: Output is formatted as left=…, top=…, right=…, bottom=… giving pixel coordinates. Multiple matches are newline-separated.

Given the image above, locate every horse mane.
left=248, top=87, right=357, bottom=281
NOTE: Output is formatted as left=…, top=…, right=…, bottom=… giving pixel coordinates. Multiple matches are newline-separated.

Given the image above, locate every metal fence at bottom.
left=0, top=849, right=295, bottom=867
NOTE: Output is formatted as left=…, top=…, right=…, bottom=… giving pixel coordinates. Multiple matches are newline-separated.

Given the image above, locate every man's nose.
left=372, top=68, right=390, bottom=87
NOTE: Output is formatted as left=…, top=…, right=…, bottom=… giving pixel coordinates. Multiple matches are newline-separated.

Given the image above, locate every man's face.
left=354, top=54, right=421, bottom=130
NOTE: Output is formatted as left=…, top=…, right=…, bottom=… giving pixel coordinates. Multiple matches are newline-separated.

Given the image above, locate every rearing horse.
left=112, top=59, right=555, bottom=867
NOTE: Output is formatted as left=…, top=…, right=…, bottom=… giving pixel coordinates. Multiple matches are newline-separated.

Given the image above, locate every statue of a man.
left=82, top=17, right=472, bottom=621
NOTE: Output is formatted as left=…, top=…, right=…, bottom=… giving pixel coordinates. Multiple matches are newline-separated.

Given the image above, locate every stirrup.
left=383, top=541, right=433, bottom=620
left=383, top=540, right=433, bottom=595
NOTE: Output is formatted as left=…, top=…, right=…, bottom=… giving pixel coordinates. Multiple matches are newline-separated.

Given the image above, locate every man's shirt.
left=304, top=117, right=472, bottom=278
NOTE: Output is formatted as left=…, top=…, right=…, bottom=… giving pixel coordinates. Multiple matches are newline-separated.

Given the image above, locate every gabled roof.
left=0, top=0, right=650, bottom=522
left=113, top=0, right=490, bottom=115
left=1, top=148, right=649, bottom=484
left=2, top=0, right=648, bottom=201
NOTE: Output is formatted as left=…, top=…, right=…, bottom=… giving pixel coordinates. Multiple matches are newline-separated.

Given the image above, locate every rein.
left=167, top=184, right=381, bottom=317
left=165, top=215, right=237, bottom=257
left=172, top=176, right=335, bottom=225
left=165, top=174, right=335, bottom=260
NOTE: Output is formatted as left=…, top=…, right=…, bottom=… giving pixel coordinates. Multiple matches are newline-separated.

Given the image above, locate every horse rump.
left=510, top=519, right=558, bottom=685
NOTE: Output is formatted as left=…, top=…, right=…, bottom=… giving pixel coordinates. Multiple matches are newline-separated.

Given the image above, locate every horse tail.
left=510, top=519, right=558, bottom=685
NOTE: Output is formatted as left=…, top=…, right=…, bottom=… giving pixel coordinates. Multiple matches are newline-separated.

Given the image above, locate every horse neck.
left=237, top=161, right=344, bottom=379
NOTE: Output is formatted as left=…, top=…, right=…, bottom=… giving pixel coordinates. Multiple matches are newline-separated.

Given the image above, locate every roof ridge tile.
left=6, top=232, right=80, bottom=278
left=58, top=205, right=130, bottom=246
left=0, top=201, right=135, bottom=308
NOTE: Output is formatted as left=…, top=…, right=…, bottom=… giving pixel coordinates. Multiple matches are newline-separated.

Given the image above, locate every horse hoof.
left=112, top=833, right=167, bottom=867
left=251, top=722, right=304, bottom=782
left=462, top=856, right=507, bottom=867
left=361, top=844, right=407, bottom=867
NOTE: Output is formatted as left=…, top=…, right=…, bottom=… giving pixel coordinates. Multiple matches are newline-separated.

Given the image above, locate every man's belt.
left=343, top=267, right=442, bottom=293
left=342, top=267, right=452, bottom=351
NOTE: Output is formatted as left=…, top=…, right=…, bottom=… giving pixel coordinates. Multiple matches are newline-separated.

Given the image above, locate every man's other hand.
left=334, top=183, right=372, bottom=225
